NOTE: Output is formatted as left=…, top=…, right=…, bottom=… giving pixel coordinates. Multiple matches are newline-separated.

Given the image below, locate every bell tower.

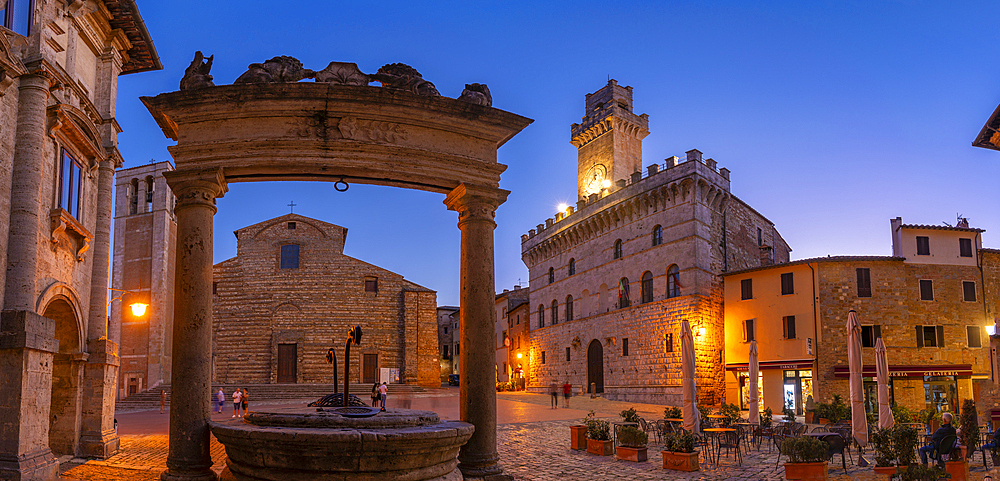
left=571, top=79, right=649, bottom=200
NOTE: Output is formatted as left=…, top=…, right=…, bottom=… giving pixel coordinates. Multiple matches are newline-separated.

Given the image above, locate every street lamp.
left=108, top=287, right=149, bottom=317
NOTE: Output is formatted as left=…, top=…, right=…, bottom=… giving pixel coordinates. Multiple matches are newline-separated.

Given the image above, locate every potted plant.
left=871, top=427, right=897, bottom=476
left=783, top=405, right=796, bottom=423
left=584, top=411, right=613, bottom=455
left=720, top=402, right=741, bottom=426
left=827, top=394, right=850, bottom=424
left=661, top=430, right=699, bottom=471
left=620, top=407, right=641, bottom=424
left=892, top=463, right=951, bottom=480
left=815, top=402, right=831, bottom=424
left=893, top=424, right=919, bottom=471
left=664, top=406, right=682, bottom=420
left=781, top=435, right=829, bottom=480
left=616, top=425, right=648, bottom=462
left=762, top=407, right=773, bottom=429
left=958, top=399, right=978, bottom=460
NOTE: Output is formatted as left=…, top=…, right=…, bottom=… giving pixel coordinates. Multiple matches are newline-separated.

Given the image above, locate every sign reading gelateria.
left=832, top=364, right=973, bottom=378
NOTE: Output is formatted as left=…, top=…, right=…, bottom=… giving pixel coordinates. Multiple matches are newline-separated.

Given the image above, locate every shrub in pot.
left=893, top=424, right=919, bottom=468
left=616, top=425, right=648, bottom=462
left=619, top=407, right=641, bottom=424
left=584, top=411, right=613, bottom=456
left=827, top=394, right=850, bottom=424
left=893, top=463, right=950, bottom=480
left=661, top=430, right=699, bottom=472
left=781, top=435, right=829, bottom=480
left=870, top=427, right=896, bottom=476
left=959, top=399, right=978, bottom=460
left=762, top=407, right=773, bottom=430
left=664, top=406, right=682, bottom=420
left=783, top=405, right=796, bottom=422
left=720, top=402, right=741, bottom=426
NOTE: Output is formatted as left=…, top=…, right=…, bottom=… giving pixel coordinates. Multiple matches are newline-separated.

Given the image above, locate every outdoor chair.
left=810, top=425, right=830, bottom=433
left=823, top=433, right=848, bottom=472
left=656, top=420, right=669, bottom=443
left=828, top=425, right=854, bottom=465
left=981, top=430, right=1000, bottom=468
left=773, top=425, right=791, bottom=466
left=717, top=430, right=742, bottom=465
left=691, top=432, right=712, bottom=464
left=930, top=434, right=958, bottom=468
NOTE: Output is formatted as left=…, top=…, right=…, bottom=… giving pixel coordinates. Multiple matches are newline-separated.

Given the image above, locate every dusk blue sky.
left=114, top=1, right=1000, bottom=306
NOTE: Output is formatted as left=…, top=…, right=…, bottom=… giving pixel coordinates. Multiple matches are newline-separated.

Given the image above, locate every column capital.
left=444, top=184, right=509, bottom=226
left=164, top=168, right=228, bottom=210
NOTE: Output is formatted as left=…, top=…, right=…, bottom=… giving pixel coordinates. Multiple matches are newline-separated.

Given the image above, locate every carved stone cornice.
left=50, top=208, right=93, bottom=261
left=0, top=30, right=27, bottom=96
left=570, top=115, right=650, bottom=148
left=444, top=184, right=509, bottom=228
left=48, top=103, right=106, bottom=163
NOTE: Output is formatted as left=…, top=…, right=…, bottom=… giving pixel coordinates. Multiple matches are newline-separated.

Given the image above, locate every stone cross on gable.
left=288, top=201, right=296, bottom=213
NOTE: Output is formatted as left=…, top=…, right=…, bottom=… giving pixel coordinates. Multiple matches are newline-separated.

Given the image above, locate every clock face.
left=584, top=164, right=608, bottom=195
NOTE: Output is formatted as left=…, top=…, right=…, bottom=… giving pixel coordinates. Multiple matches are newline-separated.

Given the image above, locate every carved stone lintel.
left=235, top=56, right=315, bottom=84
left=180, top=51, right=214, bottom=90
left=370, top=63, right=439, bottom=97
left=314, top=62, right=368, bottom=86
left=337, top=116, right=407, bottom=143
left=457, top=83, right=492, bottom=107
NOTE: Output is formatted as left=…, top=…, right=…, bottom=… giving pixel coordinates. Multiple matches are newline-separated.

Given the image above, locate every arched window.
left=614, top=239, right=623, bottom=259
left=548, top=267, right=554, bottom=284
left=145, top=175, right=154, bottom=212
left=667, top=265, right=680, bottom=298
left=565, top=294, right=574, bottom=321
left=652, top=225, right=662, bottom=246
left=618, top=277, right=630, bottom=308
left=537, top=304, right=545, bottom=328
left=568, top=258, right=576, bottom=276
left=551, top=299, right=558, bottom=325
left=641, top=271, right=653, bottom=303
left=129, top=178, right=139, bottom=214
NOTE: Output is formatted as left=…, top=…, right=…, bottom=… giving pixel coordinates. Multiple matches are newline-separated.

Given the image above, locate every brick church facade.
left=521, top=80, right=791, bottom=405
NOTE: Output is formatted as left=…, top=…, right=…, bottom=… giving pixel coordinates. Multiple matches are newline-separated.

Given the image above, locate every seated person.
left=919, top=412, right=956, bottom=465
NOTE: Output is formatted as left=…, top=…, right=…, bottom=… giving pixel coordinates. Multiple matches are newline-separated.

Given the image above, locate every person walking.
left=371, top=382, right=380, bottom=407
left=563, top=381, right=572, bottom=409
left=232, top=388, right=243, bottom=418
left=549, top=382, right=559, bottom=409
left=378, top=382, right=388, bottom=411
left=242, top=389, right=250, bottom=415
left=216, top=388, right=225, bottom=413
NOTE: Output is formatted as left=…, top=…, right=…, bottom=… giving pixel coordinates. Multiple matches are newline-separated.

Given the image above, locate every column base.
left=78, top=428, right=120, bottom=459
left=458, top=451, right=503, bottom=478
left=160, top=468, right=218, bottom=481
left=0, top=448, right=59, bottom=481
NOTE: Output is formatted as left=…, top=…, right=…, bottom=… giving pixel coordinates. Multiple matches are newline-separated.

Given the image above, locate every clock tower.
left=571, top=79, right=650, bottom=200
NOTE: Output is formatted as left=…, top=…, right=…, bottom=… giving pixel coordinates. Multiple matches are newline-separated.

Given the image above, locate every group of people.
left=371, top=381, right=388, bottom=411
left=215, top=387, right=250, bottom=417
left=548, top=382, right=573, bottom=409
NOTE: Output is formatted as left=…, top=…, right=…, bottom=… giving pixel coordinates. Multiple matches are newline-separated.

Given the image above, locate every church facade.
left=521, top=80, right=791, bottom=405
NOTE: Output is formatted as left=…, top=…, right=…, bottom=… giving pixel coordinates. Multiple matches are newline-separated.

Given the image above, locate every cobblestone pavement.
left=59, top=435, right=226, bottom=480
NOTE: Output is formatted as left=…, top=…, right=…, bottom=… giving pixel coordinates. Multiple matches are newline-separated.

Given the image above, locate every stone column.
left=80, top=158, right=120, bottom=458
left=4, top=72, right=49, bottom=310
left=161, top=171, right=226, bottom=481
left=444, top=184, right=509, bottom=480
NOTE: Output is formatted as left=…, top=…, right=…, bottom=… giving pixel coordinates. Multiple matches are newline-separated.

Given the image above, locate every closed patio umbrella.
left=748, top=340, right=760, bottom=425
left=681, top=320, right=701, bottom=433
left=847, top=310, right=868, bottom=447
left=875, top=337, right=894, bottom=429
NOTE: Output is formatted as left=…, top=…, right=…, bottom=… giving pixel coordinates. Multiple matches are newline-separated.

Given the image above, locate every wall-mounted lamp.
left=698, top=327, right=706, bottom=337
left=988, top=325, right=997, bottom=336
left=516, top=352, right=523, bottom=359
left=108, top=288, right=149, bottom=317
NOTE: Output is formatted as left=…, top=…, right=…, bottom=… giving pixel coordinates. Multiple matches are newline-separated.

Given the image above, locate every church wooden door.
left=363, top=354, right=378, bottom=384
left=587, top=340, right=604, bottom=393
left=277, top=344, right=297, bottom=383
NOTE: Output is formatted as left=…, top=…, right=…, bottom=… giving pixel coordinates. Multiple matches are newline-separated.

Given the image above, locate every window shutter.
left=742, top=320, right=748, bottom=342
left=873, top=325, right=881, bottom=340
left=782, top=317, right=788, bottom=339
left=748, top=319, right=755, bottom=342
left=916, top=325, right=923, bottom=348
left=787, top=316, right=796, bottom=339
left=936, top=326, right=944, bottom=348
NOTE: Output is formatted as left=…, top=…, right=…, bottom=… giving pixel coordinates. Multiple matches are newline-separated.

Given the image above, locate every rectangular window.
left=915, top=325, right=943, bottom=348
left=783, top=315, right=796, bottom=339
left=743, top=319, right=755, bottom=342
left=780, top=273, right=794, bottom=295
left=2, top=0, right=33, bottom=36
left=502, top=307, right=507, bottom=318
left=287, top=222, right=296, bottom=230
left=861, top=325, right=881, bottom=348
left=664, top=333, right=673, bottom=353
left=212, top=282, right=218, bottom=295
left=365, top=277, right=378, bottom=293
left=541, top=351, right=545, bottom=364
left=916, top=236, right=930, bottom=255
left=443, top=345, right=449, bottom=358
left=919, top=279, right=933, bottom=300
left=502, top=331, right=507, bottom=347
left=757, top=227, right=762, bottom=246
left=963, top=281, right=976, bottom=302
left=58, top=149, right=83, bottom=219
left=444, top=326, right=448, bottom=334
left=856, top=268, right=872, bottom=297
left=565, top=347, right=570, bottom=362
left=279, top=244, right=299, bottom=269
left=741, top=279, right=753, bottom=300
left=968, top=326, right=983, bottom=348
left=455, top=343, right=459, bottom=356
left=622, top=338, right=629, bottom=356
left=959, top=238, right=973, bottom=258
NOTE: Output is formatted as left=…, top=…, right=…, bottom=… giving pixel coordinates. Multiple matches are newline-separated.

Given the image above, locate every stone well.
left=211, top=407, right=474, bottom=481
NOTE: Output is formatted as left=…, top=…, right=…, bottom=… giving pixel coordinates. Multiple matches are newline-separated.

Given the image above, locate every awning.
left=726, top=359, right=815, bottom=372
left=833, top=364, right=972, bottom=378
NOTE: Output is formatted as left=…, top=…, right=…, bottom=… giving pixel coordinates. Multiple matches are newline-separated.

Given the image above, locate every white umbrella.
left=847, top=310, right=868, bottom=446
left=748, top=340, right=760, bottom=425
left=875, top=337, right=894, bottom=429
left=681, top=320, right=701, bottom=433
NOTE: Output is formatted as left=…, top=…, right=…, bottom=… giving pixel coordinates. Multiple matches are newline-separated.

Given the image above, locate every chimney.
left=686, top=149, right=703, bottom=162
left=759, top=245, right=774, bottom=266
left=890, top=217, right=903, bottom=257
left=957, top=217, right=970, bottom=228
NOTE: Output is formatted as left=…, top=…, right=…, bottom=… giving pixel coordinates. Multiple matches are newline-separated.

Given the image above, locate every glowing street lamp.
left=108, top=288, right=149, bottom=317
left=516, top=352, right=523, bottom=359
left=131, top=302, right=149, bottom=317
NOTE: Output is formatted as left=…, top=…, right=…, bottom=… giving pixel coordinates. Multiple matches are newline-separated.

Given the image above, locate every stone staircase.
left=115, top=383, right=436, bottom=412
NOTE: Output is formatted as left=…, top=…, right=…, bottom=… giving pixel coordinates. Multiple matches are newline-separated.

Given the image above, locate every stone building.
left=521, top=80, right=790, bottom=405
left=111, top=161, right=175, bottom=399
left=494, top=284, right=528, bottom=383
left=437, top=305, right=459, bottom=382
left=212, top=213, right=440, bottom=387
left=0, top=1, right=159, bottom=477
left=724, top=217, right=999, bottom=417
left=505, top=298, right=531, bottom=389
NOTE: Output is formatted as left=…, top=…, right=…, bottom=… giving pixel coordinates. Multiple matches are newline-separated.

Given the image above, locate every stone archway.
left=587, top=339, right=604, bottom=394
left=42, top=297, right=85, bottom=456
left=141, top=57, right=531, bottom=481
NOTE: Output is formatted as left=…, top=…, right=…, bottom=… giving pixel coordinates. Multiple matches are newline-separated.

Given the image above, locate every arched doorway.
left=587, top=339, right=604, bottom=394
left=42, top=298, right=83, bottom=456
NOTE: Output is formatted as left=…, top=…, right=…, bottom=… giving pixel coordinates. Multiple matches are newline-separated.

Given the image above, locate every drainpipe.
left=808, top=262, right=819, bottom=397
left=978, top=231, right=989, bottom=324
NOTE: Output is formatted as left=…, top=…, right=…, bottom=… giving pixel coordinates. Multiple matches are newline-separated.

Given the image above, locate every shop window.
left=783, top=316, right=796, bottom=339
left=916, top=236, right=930, bottom=255
left=58, top=149, right=83, bottom=219
left=568, top=258, right=576, bottom=276
left=537, top=305, right=545, bottom=328
left=364, top=277, right=378, bottom=293
left=640, top=271, right=653, bottom=303
left=968, top=326, right=983, bottom=348
left=565, top=295, right=574, bottom=321
left=919, top=280, right=933, bottom=300
left=613, top=239, right=622, bottom=259
left=652, top=225, right=662, bottom=246
left=924, top=375, right=957, bottom=414
left=565, top=347, right=570, bottom=362
left=743, top=319, right=755, bottom=342
left=741, top=279, right=753, bottom=300
left=856, top=268, right=872, bottom=297
left=667, top=265, right=680, bottom=298
left=664, top=333, right=674, bottom=353
left=622, top=337, right=629, bottom=356
left=915, top=325, right=943, bottom=348
left=781, top=273, right=794, bottom=295
left=959, top=238, right=973, bottom=258
left=963, top=281, right=976, bottom=302
left=548, top=267, right=554, bottom=284
left=861, top=325, right=881, bottom=348
left=550, top=300, right=558, bottom=324
left=279, top=244, right=299, bottom=269
left=2, top=0, right=33, bottom=36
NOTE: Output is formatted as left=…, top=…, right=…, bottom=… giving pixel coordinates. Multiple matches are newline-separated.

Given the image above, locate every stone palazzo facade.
left=0, top=0, right=159, bottom=478
left=212, top=213, right=440, bottom=387
left=521, top=80, right=790, bottom=405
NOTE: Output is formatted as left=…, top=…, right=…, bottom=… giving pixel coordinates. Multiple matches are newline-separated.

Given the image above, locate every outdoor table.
left=664, top=418, right=682, bottom=435
left=706, top=414, right=727, bottom=427
left=703, top=427, right=736, bottom=464
left=734, top=422, right=756, bottom=448
left=611, top=422, right=638, bottom=448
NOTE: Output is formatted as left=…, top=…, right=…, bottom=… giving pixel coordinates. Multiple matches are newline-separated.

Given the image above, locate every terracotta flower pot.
left=818, top=418, right=830, bottom=425
left=944, top=459, right=968, bottom=481
left=661, top=451, right=699, bottom=471
left=783, top=461, right=829, bottom=481
left=586, top=438, right=614, bottom=456
left=872, top=465, right=896, bottom=477
left=570, top=425, right=587, bottom=450
left=805, top=412, right=815, bottom=424
left=616, top=446, right=647, bottom=462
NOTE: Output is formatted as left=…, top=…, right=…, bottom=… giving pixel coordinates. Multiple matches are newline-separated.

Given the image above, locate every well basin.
left=210, top=407, right=474, bottom=481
